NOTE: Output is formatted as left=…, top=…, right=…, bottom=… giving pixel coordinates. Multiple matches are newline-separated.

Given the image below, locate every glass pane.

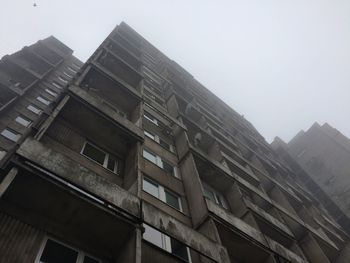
left=162, top=160, right=174, bottom=176
left=82, top=143, right=105, bottom=165
left=143, top=178, right=159, bottom=198
left=159, top=139, right=170, bottom=151
left=107, top=156, right=116, bottom=172
left=37, top=96, right=50, bottom=105
left=40, top=239, right=78, bottom=263
left=1, top=129, right=20, bottom=142
left=170, top=238, right=189, bottom=262
left=165, top=190, right=180, bottom=210
left=83, top=256, right=99, bottom=263
left=203, top=187, right=216, bottom=203
left=144, top=130, right=155, bottom=141
left=143, top=224, right=163, bottom=248
left=27, top=105, right=41, bottom=114
left=15, top=116, right=31, bottom=127
left=143, top=149, right=157, bottom=164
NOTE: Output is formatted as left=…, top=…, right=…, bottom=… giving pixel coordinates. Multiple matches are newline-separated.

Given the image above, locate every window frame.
left=144, top=129, right=176, bottom=154
left=27, top=104, right=42, bottom=115
left=202, top=183, right=229, bottom=210
left=81, top=141, right=120, bottom=175
left=58, top=76, right=68, bottom=83
left=1, top=128, right=21, bottom=142
left=142, top=148, right=178, bottom=178
left=36, top=96, right=51, bottom=106
left=144, top=111, right=158, bottom=126
left=35, top=236, right=101, bottom=263
left=143, top=176, right=182, bottom=212
left=52, top=81, right=63, bottom=90
left=143, top=224, right=191, bottom=262
left=45, top=88, right=58, bottom=97
left=15, top=115, right=32, bottom=127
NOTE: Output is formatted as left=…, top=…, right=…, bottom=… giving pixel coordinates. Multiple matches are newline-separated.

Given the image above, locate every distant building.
left=1, top=23, right=350, bottom=262
left=272, top=122, right=350, bottom=232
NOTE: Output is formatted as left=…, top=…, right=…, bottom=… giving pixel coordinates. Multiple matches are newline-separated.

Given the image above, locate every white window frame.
left=203, top=183, right=228, bottom=209
left=45, top=88, right=58, bottom=97
left=58, top=76, right=68, bottom=83
left=35, top=236, right=101, bottom=263
left=36, top=96, right=51, bottom=106
left=52, top=81, right=63, bottom=90
left=67, top=66, right=78, bottom=73
left=27, top=104, right=42, bottom=115
left=144, top=130, right=176, bottom=153
left=63, top=71, right=74, bottom=78
left=142, top=149, right=178, bottom=178
left=143, top=176, right=182, bottom=212
left=1, top=128, right=20, bottom=142
left=144, top=111, right=158, bottom=126
left=15, top=115, right=32, bottom=127
left=81, top=141, right=120, bottom=175
left=143, top=224, right=191, bottom=262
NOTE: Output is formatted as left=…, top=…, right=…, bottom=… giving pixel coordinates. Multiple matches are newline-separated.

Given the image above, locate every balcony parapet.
left=206, top=200, right=308, bottom=263
left=16, top=138, right=140, bottom=218
left=143, top=201, right=230, bottom=263
left=243, top=198, right=294, bottom=238
left=69, top=85, right=144, bottom=142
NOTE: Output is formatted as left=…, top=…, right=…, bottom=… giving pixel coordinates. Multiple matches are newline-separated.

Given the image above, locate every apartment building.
left=0, top=22, right=350, bottom=263
left=272, top=122, right=350, bottom=233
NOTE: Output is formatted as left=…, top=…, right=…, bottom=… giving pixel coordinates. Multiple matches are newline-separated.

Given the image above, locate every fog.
left=1, top=0, right=350, bottom=142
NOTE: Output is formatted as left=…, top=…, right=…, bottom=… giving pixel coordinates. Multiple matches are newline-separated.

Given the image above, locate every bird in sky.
left=33, top=3, right=37, bottom=7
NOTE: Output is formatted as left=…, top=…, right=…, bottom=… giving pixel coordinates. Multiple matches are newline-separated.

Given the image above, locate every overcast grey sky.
left=1, top=0, right=350, bottom=143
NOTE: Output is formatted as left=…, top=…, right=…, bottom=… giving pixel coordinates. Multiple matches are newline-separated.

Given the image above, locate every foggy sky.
left=1, top=0, right=350, bottom=143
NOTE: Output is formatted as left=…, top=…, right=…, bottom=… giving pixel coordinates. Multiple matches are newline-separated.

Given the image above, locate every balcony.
left=78, top=66, right=142, bottom=125
left=0, top=166, right=140, bottom=262
left=11, top=49, right=52, bottom=77
left=94, top=50, right=142, bottom=91
left=110, top=31, right=141, bottom=58
left=106, top=39, right=141, bottom=71
left=0, top=59, right=37, bottom=91
left=0, top=84, right=17, bottom=112
left=31, top=41, right=63, bottom=65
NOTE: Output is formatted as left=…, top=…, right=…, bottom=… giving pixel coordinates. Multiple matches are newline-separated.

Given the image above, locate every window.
left=0, top=149, right=6, bottom=160
left=36, top=237, right=101, bottom=263
left=144, top=111, right=158, bottom=126
left=143, top=149, right=178, bottom=178
left=37, top=96, right=51, bottom=105
left=52, top=81, right=63, bottom=90
left=67, top=66, right=77, bottom=73
left=81, top=142, right=120, bottom=174
left=143, top=224, right=190, bottom=262
left=45, top=88, right=58, bottom=97
left=144, top=130, right=176, bottom=153
left=58, top=76, right=68, bottom=83
left=1, top=128, right=20, bottom=142
left=63, top=71, right=73, bottom=78
left=15, top=115, right=32, bottom=127
left=203, top=183, right=228, bottom=209
left=27, top=104, right=42, bottom=114
left=143, top=176, right=182, bottom=211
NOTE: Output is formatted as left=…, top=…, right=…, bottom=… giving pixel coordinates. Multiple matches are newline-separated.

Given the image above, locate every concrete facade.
left=272, top=122, right=350, bottom=232
left=0, top=23, right=350, bottom=262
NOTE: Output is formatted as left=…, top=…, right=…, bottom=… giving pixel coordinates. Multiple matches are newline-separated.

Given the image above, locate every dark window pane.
left=40, top=239, right=78, bottom=263
left=83, top=256, right=99, bottom=263
left=82, top=143, right=105, bottom=165
left=165, top=190, right=180, bottom=210
left=162, top=160, right=174, bottom=176
left=107, top=156, right=116, bottom=172
left=159, top=139, right=170, bottom=151
left=171, top=238, right=189, bottom=262
left=203, top=187, right=216, bottom=203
